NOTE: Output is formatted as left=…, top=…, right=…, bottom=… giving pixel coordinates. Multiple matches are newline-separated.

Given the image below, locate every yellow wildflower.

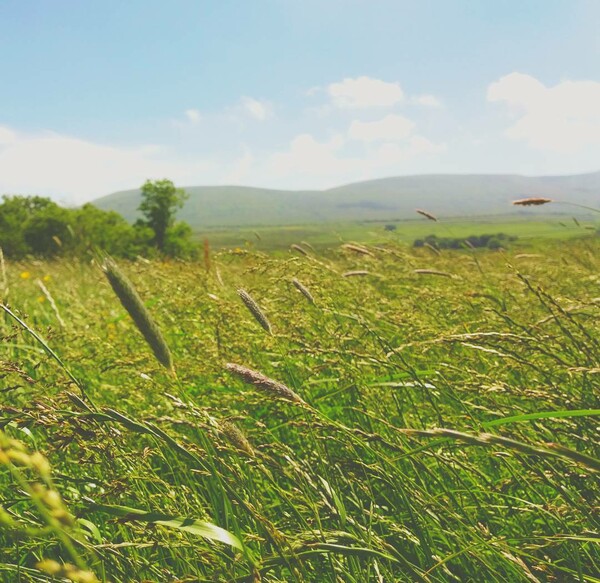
left=20, top=271, right=31, bottom=279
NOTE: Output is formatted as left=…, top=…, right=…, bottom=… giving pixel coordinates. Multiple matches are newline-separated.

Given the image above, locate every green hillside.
left=92, top=171, right=600, bottom=228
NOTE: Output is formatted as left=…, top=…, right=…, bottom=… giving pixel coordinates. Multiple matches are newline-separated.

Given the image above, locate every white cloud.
left=348, top=114, right=415, bottom=142
left=240, top=97, right=272, bottom=121
left=225, top=149, right=255, bottom=184
left=376, top=136, right=446, bottom=164
left=0, top=126, right=211, bottom=204
left=261, top=126, right=445, bottom=189
left=184, top=109, right=201, bottom=123
left=266, top=134, right=351, bottom=182
left=328, top=76, right=404, bottom=109
left=0, top=126, right=16, bottom=145
left=488, top=72, right=600, bottom=152
left=412, top=94, right=443, bottom=108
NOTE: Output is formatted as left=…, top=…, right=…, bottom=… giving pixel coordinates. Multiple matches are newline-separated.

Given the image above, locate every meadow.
left=194, top=214, right=599, bottom=252
left=0, top=229, right=599, bottom=581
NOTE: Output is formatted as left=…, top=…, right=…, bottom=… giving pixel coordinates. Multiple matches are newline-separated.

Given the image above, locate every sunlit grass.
left=1, top=235, right=599, bottom=581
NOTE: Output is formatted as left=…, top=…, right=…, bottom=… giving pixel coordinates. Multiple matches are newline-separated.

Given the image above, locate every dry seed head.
left=341, top=243, right=374, bottom=256
left=37, top=560, right=62, bottom=576
left=37, top=561, right=100, bottom=583
left=512, top=197, right=552, bottom=206
left=215, top=267, right=224, bottom=287
left=237, top=289, right=272, bottom=334
left=102, top=258, right=173, bottom=370
left=414, top=269, right=453, bottom=278
left=36, top=279, right=65, bottom=328
left=29, top=452, right=51, bottom=477
left=220, top=420, right=255, bottom=457
left=292, top=278, right=315, bottom=304
left=290, top=243, right=308, bottom=256
left=226, top=363, right=305, bottom=404
left=424, top=242, right=441, bottom=255
left=416, top=208, right=438, bottom=221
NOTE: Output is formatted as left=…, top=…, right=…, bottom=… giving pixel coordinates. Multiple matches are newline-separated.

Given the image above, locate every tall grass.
left=0, top=236, right=598, bottom=582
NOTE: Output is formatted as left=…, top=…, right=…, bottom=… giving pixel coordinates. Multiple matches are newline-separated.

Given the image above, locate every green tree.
left=0, top=195, right=70, bottom=258
left=138, top=179, right=189, bottom=252
left=73, top=203, right=150, bottom=258
left=23, top=204, right=72, bottom=256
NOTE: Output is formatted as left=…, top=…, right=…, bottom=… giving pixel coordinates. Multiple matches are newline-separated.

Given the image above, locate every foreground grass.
left=1, top=236, right=599, bottom=581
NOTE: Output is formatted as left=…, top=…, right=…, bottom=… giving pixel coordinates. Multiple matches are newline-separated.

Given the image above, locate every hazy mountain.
left=92, top=171, right=600, bottom=229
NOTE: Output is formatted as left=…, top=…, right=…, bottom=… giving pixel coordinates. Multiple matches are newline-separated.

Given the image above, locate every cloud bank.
left=488, top=72, right=600, bottom=152
left=1, top=73, right=598, bottom=203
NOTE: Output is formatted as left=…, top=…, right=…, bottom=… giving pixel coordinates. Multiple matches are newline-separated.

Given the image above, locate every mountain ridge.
left=92, top=171, right=600, bottom=229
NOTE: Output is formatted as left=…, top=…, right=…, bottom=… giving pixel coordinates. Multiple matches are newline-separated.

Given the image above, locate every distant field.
left=195, top=214, right=600, bottom=251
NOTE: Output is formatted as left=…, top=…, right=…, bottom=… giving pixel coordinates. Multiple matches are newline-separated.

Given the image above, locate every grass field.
left=1, top=232, right=599, bottom=581
left=194, top=214, right=600, bottom=252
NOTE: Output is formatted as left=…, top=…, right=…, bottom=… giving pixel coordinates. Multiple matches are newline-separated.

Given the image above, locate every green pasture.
left=195, top=214, right=599, bottom=252
left=0, top=235, right=598, bottom=581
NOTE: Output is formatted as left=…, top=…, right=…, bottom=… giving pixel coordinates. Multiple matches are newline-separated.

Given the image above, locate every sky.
left=0, top=0, right=599, bottom=204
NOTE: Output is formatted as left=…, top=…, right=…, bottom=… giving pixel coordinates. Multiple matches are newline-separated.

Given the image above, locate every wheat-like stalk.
left=416, top=208, right=438, bottom=221
left=36, top=279, right=65, bottom=328
left=292, top=278, right=315, bottom=304
left=215, top=266, right=224, bottom=287
left=424, top=242, right=441, bottom=256
left=102, top=258, right=173, bottom=370
left=237, top=289, right=272, bottom=334
left=414, top=269, right=453, bottom=278
left=512, top=197, right=552, bottom=206
left=219, top=420, right=255, bottom=457
left=342, top=270, right=369, bottom=278
left=225, top=363, right=305, bottom=404
left=290, top=244, right=308, bottom=256
left=341, top=243, right=374, bottom=257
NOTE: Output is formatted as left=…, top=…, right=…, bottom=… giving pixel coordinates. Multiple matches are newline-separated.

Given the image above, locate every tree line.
left=413, top=233, right=517, bottom=250
left=0, top=179, right=197, bottom=259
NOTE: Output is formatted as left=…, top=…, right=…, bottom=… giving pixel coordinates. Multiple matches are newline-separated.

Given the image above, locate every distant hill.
left=92, top=171, right=600, bottom=229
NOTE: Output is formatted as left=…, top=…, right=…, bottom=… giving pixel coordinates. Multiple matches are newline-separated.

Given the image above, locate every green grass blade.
left=483, top=409, right=600, bottom=428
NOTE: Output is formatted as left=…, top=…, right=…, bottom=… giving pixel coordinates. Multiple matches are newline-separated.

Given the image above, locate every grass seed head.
left=292, top=278, right=315, bottom=304
left=290, top=243, right=309, bottom=256
left=237, top=289, right=272, bottom=334
left=220, top=420, right=255, bottom=457
left=512, top=197, right=552, bottom=206
left=414, top=269, right=453, bottom=278
left=416, top=208, right=438, bottom=221
left=226, top=363, right=305, bottom=404
left=102, top=258, right=173, bottom=370
left=341, top=243, right=374, bottom=256
left=36, top=279, right=65, bottom=328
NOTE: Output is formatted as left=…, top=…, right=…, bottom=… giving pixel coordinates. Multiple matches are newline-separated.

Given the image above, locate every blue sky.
left=0, top=0, right=599, bottom=203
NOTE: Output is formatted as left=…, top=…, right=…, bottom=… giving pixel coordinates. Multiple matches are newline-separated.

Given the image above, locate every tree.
left=73, top=203, right=149, bottom=258
left=138, top=179, right=189, bottom=252
left=23, top=204, right=72, bottom=256
left=0, top=195, right=70, bottom=258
